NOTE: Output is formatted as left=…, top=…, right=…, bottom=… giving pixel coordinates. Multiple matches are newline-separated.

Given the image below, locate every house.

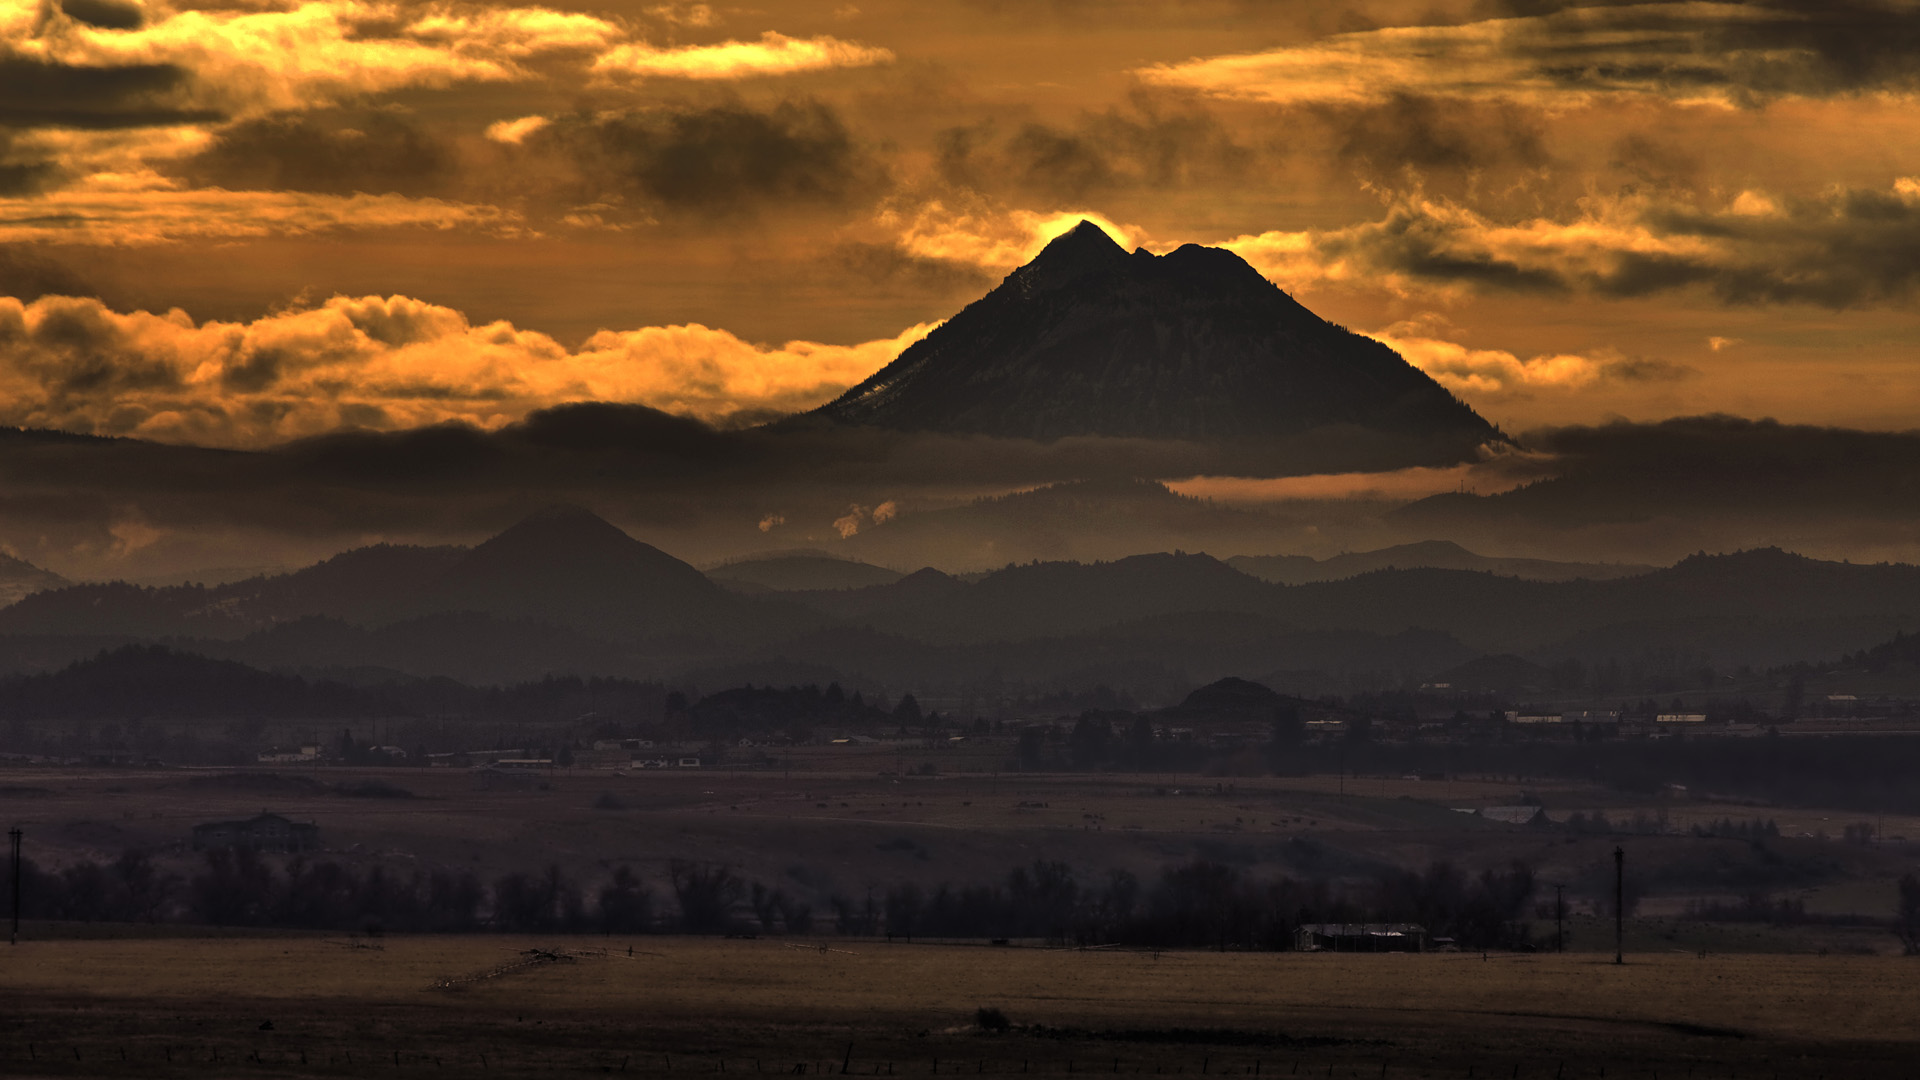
left=191, top=812, right=320, bottom=853
left=1294, top=923, right=1427, bottom=952
left=676, top=756, right=702, bottom=768
left=1655, top=713, right=1708, bottom=724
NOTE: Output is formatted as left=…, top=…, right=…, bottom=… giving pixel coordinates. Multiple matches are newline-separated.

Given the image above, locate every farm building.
left=472, top=760, right=550, bottom=789
left=1293, top=923, right=1428, bottom=952
left=191, top=812, right=320, bottom=853
left=1477, top=805, right=1547, bottom=826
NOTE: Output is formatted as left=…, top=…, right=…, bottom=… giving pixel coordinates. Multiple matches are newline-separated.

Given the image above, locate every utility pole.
left=8, top=826, right=20, bottom=945
left=1554, top=883, right=1565, bottom=953
left=1613, top=845, right=1625, bottom=965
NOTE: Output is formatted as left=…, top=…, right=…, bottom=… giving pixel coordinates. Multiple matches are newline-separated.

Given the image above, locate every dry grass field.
left=0, top=936, right=1916, bottom=1078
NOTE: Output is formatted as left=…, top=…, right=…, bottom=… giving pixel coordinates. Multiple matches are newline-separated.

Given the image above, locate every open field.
left=0, top=937, right=1916, bottom=1078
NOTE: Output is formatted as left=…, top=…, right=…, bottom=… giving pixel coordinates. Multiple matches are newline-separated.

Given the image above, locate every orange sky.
left=6, top=0, right=1920, bottom=448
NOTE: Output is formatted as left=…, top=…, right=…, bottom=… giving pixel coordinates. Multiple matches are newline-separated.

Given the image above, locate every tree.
left=669, top=860, right=743, bottom=933
left=599, top=866, right=654, bottom=934
left=893, top=694, right=921, bottom=724
left=885, top=882, right=924, bottom=940
left=1897, top=873, right=1920, bottom=956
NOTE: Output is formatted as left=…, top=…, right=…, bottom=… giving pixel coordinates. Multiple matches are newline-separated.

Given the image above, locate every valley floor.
left=0, top=937, right=1914, bottom=1078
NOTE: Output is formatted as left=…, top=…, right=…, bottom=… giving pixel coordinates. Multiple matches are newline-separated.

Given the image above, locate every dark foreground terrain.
left=0, top=937, right=1914, bottom=1079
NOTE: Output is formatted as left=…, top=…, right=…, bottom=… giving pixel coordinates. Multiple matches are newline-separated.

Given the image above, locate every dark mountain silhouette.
left=0, top=544, right=468, bottom=639
left=808, top=221, right=1498, bottom=458
left=1179, top=676, right=1282, bottom=710
left=0, top=508, right=798, bottom=646
left=706, top=552, right=904, bottom=592
left=0, top=644, right=361, bottom=721
left=411, top=505, right=740, bottom=638
left=1228, top=540, right=1653, bottom=585
left=0, top=552, right=66, bottom=607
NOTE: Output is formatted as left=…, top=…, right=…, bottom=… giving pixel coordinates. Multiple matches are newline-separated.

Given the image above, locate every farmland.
left=0, top=937, right=1917, bottom=1078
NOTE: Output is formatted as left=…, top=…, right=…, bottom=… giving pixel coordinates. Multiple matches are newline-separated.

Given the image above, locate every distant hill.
left=707, top=552, right=904, bottom=592
left=0, top=643, right=361, bottom=721
left=807, top=221, right=1497, bottom=466
left=412, top=505, right=746, bottom=639
left=1427, top=654, right=1554, bottom=694
left=1228, top=541, right=1653, bottom=584
left=0, top=553, right=67, bottom=608
left=0, top=543, right=467, bottom=640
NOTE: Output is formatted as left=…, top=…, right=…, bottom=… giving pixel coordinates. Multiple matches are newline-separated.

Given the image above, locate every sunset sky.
left=5, top=0, right=1920, bottom=450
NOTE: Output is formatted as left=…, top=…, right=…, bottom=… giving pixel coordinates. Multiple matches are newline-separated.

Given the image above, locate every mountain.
left=808, top=221, right=1498, bottom=458
left=0, top=553, right=67, bottom=607
left=0, top=508, right=784, bottom=646
left=706, top=552, right=904, bottom=592
left=0, top=544, right=468, bottom=639
left=414, top=505, right=738, bottom=638
left=1228, top=541, right=1654, bottom=585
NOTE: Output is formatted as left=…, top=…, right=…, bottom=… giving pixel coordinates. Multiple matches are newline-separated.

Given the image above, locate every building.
left=1294, top=923, right=1427, bottom=952
left=472, top=759, right=551, bottom=789
left=191, top=812, right=320, bottom=853
left=1477, top=805, right=1547, bottom=826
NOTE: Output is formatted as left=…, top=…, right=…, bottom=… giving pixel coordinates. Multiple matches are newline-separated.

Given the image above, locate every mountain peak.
left=1011, top=221, right=1129, bottom=291
left=807, top=226, right=1498, bottom=457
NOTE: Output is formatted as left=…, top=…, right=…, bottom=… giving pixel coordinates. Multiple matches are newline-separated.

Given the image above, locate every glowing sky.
left=6, top=0, right=1920, bottom=448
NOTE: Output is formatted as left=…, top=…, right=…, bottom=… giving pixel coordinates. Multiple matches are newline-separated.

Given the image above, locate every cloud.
left=1137, top=1, right=1920, bottom=108
left=175, top=110, right=453, bottom=197
left=883, top=202, right=1150, bottom=272
left=646, top=5, right=722, bottom=29
left=529, top=100, right=886, bottom=213
left=1169, top=457, right=1541, bottom=502
left=832, top=503, right=866, bottom=538
left=1318, top=92, right=1549, bottom=180
left=1367, top=318, right=1696, bottom=397
left=485, top=114, right=551, bottom=145
left=0, top=182, right=517, bottom=244
left=0, top=292, right=935, bottom=446
left=590, top=31, right=891, bottom=80
left=1369, top=325, right=1606, bottom=395
left=1219, top=179, right=1920, bottom=308
left=0, top=54, right=221, bottom=129
left=57, top=0, right=144, bottom=32
left=3, top=1, right=617, bottom=125
left=935, top=94, right=1253, bottom=202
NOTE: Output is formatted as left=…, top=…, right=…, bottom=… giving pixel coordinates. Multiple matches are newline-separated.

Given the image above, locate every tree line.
left=8, top=851, right=1537, bottom=950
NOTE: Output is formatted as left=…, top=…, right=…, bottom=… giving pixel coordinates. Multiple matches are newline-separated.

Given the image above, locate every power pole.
left=8, top=826, right=20, bottom=945
left=1613, top=846, right=1625, bottom=965
left=1554, top=883, right=1565, bottom=953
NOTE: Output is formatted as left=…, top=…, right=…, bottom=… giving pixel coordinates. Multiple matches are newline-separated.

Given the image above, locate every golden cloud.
left=883, top=202, right=1148, bottom=271
left=0, top=292, right=936, bottom=447
left=1137, top=3, right=1920, bottom=108
left=1218, top=179, right=1920, bottom=308
left=590, top=30, right=892, bottom=80
left=12, top=1, right=617, bottom=118
left=0, top=182, right=519, bottom=243
left=1367, top=322, right=1603, bottom=396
